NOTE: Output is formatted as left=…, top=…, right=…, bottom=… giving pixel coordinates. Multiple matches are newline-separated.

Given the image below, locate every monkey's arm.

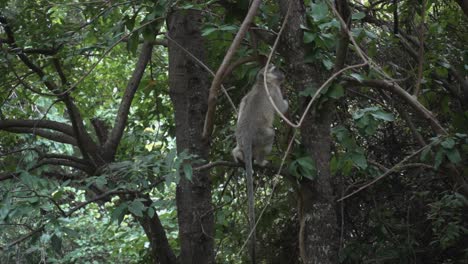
left=271, top=87, right=289, bottom=114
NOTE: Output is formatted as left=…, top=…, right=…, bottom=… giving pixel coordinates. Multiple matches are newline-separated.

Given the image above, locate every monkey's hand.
left=232, top=147, right=244, bottom=163
left=282, top=99, right=289, bottom=113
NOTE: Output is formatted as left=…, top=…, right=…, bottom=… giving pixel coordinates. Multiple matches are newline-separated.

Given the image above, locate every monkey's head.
left=257, top=64, right=285, bottom=84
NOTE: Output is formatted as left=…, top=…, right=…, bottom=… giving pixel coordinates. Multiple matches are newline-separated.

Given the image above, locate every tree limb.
left=344, top=77, right=446, bottom=135
left=455, top=0, right=468, bottom=16
left=0, top=16, right=97, bottom=160
left=2, top=127, right=77, bottom=145
left=0, top=119, right=74, bottom=136
left=102, top=41, right=154, bottom=161
left=202, top=0, right=263, bottom=139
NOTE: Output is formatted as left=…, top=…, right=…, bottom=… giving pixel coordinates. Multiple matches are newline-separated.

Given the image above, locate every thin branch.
left=194, top=161, right=242, bottom=171
left=0, top=172, right=17, bottom=181
left=337, top=140, right=438, bottom=201
left=203, top=0, right=263, bottom=138
left=53, top=58, right=68, bottom=86
left=223, top=55, right=263, bottom=79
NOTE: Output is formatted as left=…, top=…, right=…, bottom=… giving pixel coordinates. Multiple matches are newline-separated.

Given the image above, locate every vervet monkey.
left=232, top=64, right=288, bottom=263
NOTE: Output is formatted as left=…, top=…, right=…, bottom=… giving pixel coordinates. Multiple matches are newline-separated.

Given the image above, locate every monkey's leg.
left=254, top=128, right=274, bottom=166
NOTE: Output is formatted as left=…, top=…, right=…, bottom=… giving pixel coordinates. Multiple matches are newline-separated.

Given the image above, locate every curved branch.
left=32, top=158, right=92, bottom=173
left=0, top=119, right=74, bottom=136
left=2, top=127, right=77, bottom=145
left=42, top=154, right=89, bottom=165
left=0, top=16, right=97, bottom=159
left=0, top=172, right=17, bottom=181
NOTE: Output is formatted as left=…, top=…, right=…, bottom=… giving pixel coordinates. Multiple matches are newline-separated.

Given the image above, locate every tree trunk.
left=167, top=9, right=215, bottom=264
left=277, top=0, right=339, bottom=263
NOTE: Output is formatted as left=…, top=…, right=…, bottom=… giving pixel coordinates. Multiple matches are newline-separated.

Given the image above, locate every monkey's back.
left=235, top=82, right=279, bottom=142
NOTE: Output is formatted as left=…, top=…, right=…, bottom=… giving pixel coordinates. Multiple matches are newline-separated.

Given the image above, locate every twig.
left=337, top=140, right=438, bottom=201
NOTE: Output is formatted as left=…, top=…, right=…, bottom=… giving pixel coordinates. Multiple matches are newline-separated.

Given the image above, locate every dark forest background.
left=1, top=0, right=467, bottom=263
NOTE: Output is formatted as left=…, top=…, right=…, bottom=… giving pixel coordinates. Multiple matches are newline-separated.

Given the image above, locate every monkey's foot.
left=254, top=160, right=269, bottom=167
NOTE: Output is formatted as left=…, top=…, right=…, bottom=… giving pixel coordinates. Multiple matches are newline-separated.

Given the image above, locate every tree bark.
left=167, top=9, right=215, bottom=264
left=455, top=0, right=468, bottom=16
left=277, top=0, right=339, bottom=263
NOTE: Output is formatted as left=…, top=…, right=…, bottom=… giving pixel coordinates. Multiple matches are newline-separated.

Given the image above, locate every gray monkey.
left=232, top=64, right=288, bottom=263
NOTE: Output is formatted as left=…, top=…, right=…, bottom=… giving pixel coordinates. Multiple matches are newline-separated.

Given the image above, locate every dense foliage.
left=1, top=0, right=467, bottom=263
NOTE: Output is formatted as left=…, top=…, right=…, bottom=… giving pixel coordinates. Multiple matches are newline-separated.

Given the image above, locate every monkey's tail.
left=244, top=140, right=256, bottom=264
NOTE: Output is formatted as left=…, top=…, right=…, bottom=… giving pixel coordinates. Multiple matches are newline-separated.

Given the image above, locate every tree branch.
left=455, top=0, right=468, bottom=17
left=202, top=0, right=263, bottom=139
left=0, top=16, right=97, bottom=159
left=42, top=154, right=89, bottom=166
left=344, top=77, right=447, bottom=135
left=32, top=158, right=92, bottom=172
left=102, top=41, right=154, bottom=161
left=334, top=0, right=351, bottom=72
left=2, top=127, right=77, bottom=145
left=0, top=119, right=74, bottom=137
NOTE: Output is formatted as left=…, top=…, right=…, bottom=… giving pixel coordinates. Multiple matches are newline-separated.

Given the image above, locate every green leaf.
left=421, top=147, right=432, bottom=162
left=183, top=163, right=193, bottom=181
left=303, top=32, right=316, bottom=43
left=446, top=149, right=461, bottom=164
left=352, top=12, right=366, bottom=20
left=147, top=207, right=155, bottom=218
left=299, top=84, right=317, bottom=97
left=434, top=150, right=444, bottom=169
left=311, top=2, right=328, bottom=21
left=350, top=151, right=367, bottom=169
left=322, top=59, right=334, bottom=70
left=327, top=84, right=344, bottom=99
left=51, top=234, right=62, bottom=254
left=288, top=156, right=316, bottom=179
left=218, top=25, right=238, bottom=31
left=370, top=110, right=395, bottom=121
left=111, top=203, right=128, bottom=225
left=128, top=200, right=145, bottom=217
left=350, top=73, right=364, bottom=82
left=441, top=138, right=455, bottom=149
left=201, top=26, right=217, bottom=36
left=94, top=176, right=107, bottom=189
